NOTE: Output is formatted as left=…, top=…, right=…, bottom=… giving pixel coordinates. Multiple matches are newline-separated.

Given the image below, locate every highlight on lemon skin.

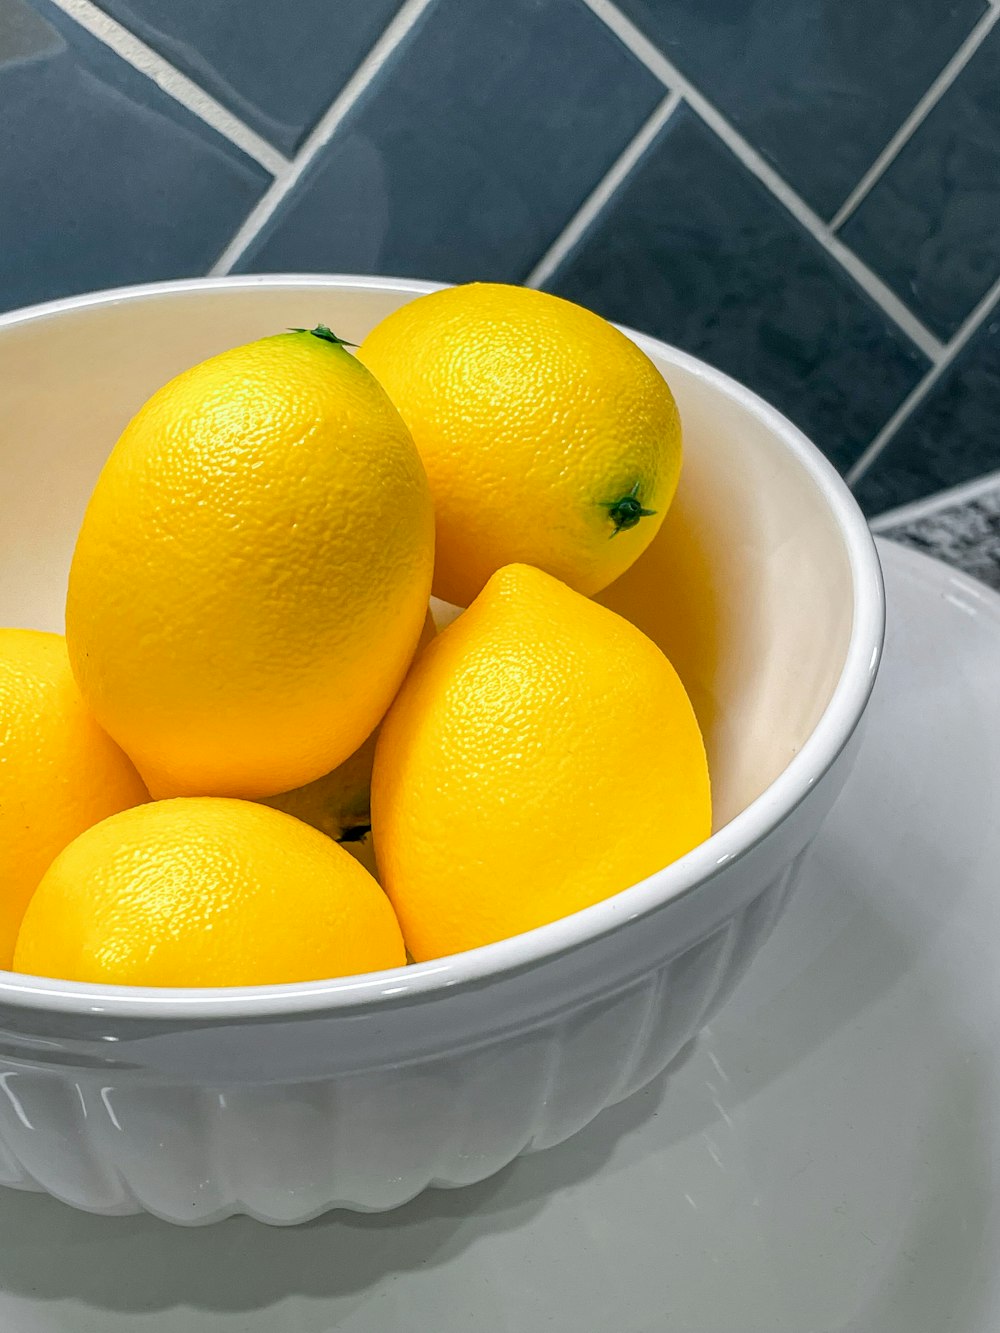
left=371, top=563, right=711, bottom=962
left=65, top=325, right=434, bottom=802
left=13, top=798, right=406, bottom=988
left=357, top=282, right=681, bottom=607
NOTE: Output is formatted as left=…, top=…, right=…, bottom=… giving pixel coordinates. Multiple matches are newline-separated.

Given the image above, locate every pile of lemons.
left=2, top=283, right=710, bottom=988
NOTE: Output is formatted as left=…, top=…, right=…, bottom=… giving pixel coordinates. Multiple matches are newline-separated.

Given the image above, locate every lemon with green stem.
left=66, top=325, right=434, bottom=800
left=358, top=283, right=681, bottom=606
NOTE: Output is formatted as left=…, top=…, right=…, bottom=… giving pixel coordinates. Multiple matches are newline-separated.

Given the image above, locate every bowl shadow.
left=0, top=1059, right=676, bottom=1316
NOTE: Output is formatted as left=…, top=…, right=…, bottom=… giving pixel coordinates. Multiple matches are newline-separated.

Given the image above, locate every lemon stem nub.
left=288, top=324, right=356, bottom=348
left=604, top=482, right=656, bottom=537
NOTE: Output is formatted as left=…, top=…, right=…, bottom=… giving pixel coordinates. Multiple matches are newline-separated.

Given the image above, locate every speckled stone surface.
left=878, top=483, right=1000, bottom=591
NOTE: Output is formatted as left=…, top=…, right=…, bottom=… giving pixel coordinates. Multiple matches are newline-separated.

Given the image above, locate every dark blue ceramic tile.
left=0, top=0, right=270, bottom=314
left=613, top=0, right=987, bottom=219
left=92, top=0, right=404, bottom=156
left=854, top=306, right=1000, bottom=515
left=236, top=0, right=663, bottom=284
left=839, top=25, right=1000, bottom=340
left=547, top=106, right=929, bottom=473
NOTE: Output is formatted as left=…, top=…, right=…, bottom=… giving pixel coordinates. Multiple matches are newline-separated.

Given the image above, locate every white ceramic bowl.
left=0, top=276, right=883, bottom=1225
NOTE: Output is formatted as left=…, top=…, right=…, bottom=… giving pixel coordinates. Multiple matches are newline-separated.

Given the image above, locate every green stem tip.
left=289, top=324, right=356, bottom=348
left=602, top=481, right=656, bottom=537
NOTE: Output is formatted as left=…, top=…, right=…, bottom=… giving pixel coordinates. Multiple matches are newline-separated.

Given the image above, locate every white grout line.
left=581, top=0, right=945, bottom=363
left=830, top=6, right=1000, bottom=232
left=525, top=90, right=682, bottom=289
left=845, top=269, right=1000, bottom=487
left=870, top=466, right=1000, bottom=530
left=47, top=0, right=288, bottom=175
left=210, top=0, right=435, bottom=275
left=584, top=0, right=1000, bottom=502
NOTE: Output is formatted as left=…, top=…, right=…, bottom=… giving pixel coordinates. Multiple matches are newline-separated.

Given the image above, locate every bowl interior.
left=0, top=276, right=853, bottom=838
left=600, top=331, right=853, bottom=828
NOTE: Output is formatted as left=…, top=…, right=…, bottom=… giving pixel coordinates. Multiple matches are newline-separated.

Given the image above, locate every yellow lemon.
left=371, top=564, right=711, bottom=961
left=261, top=729, right=380, bottom=878
left=260, top=609, right=437, bottom=879
left=66, top=327, right=434, bottom=800
left=357, top=283, right=681, bottom=607
left=0, top=629, right=147, bottom=966
left=14, top=798, right=405, bottom=987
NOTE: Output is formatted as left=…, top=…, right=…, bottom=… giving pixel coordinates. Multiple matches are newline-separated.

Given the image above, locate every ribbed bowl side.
left=0, top=860, right=805, bottom=1225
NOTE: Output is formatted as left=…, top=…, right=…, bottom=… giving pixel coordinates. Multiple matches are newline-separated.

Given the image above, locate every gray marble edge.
left=874, top=481, right=1000, bottom=592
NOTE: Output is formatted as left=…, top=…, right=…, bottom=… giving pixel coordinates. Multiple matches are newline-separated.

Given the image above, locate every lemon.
left=260, top=728, right=379, bottom=878
left=371, top=564, right=711, bottom=960
left=66, top=327, right=434, bottom=800
left=358, top=283, right=681, bottom=606
left=14, top=798, right=405, bottom=987
left=0, top=629, right=147, bottom=966
left=260, top=609, right=437, bottom=879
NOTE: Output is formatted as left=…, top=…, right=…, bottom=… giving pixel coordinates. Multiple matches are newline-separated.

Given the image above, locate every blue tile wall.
left=91, top=0, right=406, bottom=155
left=0, top=0, right=269, bottom=314
left=611, top=0, right=988, bottom=220
left=854, top=311, right=1000, bottom=515
left=3, top=0, right=1000, bottom=517
left=839, top=23, right=1000, bottom=340
left=235, top=0, right=663, bottom=283
left=545, top=106, right=929, bottom=474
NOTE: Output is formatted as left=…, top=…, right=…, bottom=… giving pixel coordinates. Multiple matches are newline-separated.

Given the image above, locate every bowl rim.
left=0, top=273, right=885, bottom=1019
